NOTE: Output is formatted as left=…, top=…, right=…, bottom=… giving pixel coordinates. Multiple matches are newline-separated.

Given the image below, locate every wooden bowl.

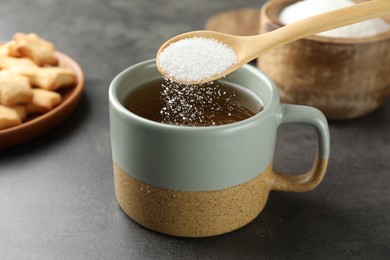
left=258, top=0, right=390, bottom=119
left=0, top=52, right=84, bottom=149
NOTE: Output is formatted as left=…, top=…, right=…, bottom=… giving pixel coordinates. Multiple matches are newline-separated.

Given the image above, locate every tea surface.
left=123, top=78, right=263, bottom=127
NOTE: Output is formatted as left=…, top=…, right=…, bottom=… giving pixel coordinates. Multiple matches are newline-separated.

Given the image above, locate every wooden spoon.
left=157, top=0, right=390, bottom=84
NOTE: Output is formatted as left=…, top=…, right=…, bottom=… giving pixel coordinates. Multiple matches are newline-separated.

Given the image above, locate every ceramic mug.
left=109, top=59, right=330, bottom=237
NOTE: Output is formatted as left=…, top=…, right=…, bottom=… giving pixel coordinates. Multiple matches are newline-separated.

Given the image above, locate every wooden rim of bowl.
left=0, top=51, right=84, bottom=149
left=262, top=0, right=390, bottom=44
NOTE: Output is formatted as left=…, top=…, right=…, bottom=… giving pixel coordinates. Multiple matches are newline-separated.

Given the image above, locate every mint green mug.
left=109, top=59, right=330, bottom=237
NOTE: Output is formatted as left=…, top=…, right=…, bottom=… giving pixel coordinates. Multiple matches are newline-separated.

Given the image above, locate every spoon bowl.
left=157, top=0, right=390, bottom=84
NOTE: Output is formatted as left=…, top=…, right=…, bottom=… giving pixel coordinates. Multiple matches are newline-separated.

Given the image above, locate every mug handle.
left=270, top=104, right=330, bottom=192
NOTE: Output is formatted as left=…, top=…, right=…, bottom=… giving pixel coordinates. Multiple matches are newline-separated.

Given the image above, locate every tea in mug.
left=123, top=78, right=263, bottom=127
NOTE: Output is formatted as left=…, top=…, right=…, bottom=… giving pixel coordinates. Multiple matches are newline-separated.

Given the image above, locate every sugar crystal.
left=279, top=0, right=390, bottom=38
left=159, top=37, right=238, bottom=83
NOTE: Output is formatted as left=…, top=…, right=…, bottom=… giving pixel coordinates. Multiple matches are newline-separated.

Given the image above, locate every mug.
left=109, top=59, right=330, bottom=237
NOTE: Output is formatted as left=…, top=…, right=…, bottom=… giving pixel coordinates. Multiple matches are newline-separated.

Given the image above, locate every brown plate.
left=0, top=52, right=84, bottom=149
left=205, top=8, right=260, bottom=36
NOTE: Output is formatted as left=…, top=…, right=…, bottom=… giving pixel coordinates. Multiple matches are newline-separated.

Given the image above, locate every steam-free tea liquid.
left=123, top=78, right=263, bottom=127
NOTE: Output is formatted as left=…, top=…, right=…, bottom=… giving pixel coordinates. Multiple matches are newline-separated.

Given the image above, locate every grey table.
left=1, top=0, right=389, bottom=259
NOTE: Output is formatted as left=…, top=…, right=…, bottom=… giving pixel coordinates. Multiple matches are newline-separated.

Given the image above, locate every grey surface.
left=0, top=0, right=389, bottom=259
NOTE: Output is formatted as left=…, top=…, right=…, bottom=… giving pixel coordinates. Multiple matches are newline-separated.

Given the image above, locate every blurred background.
left=0, top=0, right=389, bottom=259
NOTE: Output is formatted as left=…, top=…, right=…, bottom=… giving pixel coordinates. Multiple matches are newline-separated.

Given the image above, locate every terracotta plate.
left=205, top=8, right=260, bottom=36
left=0, top=52, right=84, bottom=149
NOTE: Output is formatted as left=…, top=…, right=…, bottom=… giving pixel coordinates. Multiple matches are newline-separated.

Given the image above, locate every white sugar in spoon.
left=157, top=0, right=390, bottom=84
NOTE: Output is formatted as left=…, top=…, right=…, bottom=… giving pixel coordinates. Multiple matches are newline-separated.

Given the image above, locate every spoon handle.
left=248, top=0, right=390, bottom=58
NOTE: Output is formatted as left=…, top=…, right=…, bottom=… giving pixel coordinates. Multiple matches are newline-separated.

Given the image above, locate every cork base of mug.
left=113, top=161, right=272, bottom=237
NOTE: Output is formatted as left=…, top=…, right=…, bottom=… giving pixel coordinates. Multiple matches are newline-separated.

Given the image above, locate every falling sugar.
left=160, top=78, right=237, bottom=126
left=158, top=37, right=238, bottom=83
